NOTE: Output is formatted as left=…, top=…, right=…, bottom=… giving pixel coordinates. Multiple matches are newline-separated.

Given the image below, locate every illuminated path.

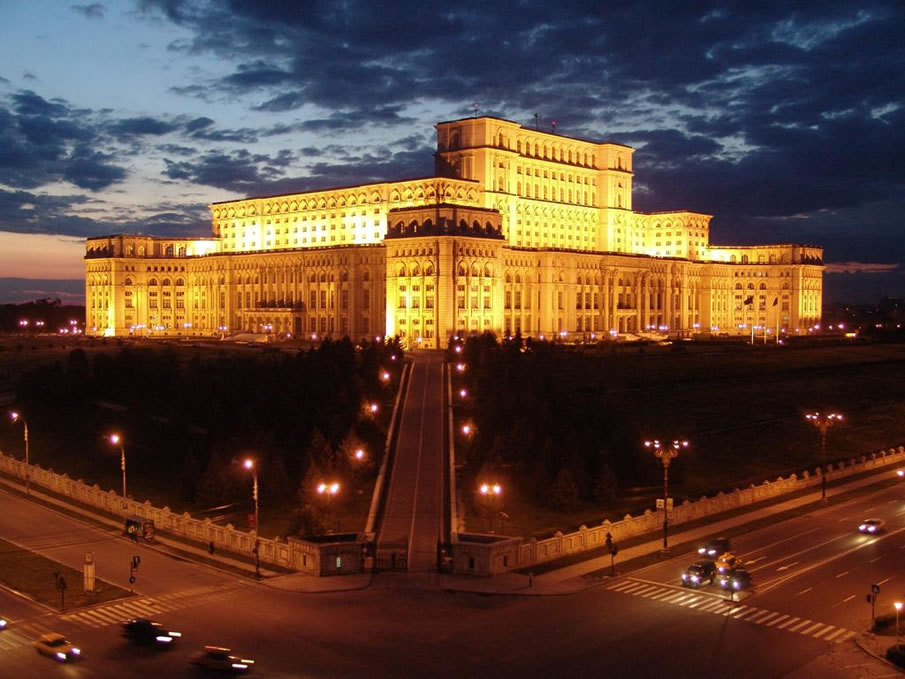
left=376, top=352, right=447, bottom=571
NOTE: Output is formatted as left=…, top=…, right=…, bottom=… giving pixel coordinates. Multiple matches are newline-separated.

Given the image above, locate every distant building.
left=84, top=116, right=823, bottom=346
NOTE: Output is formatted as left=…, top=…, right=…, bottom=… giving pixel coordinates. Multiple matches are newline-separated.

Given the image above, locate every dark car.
left=697, top=537, right=731, bottom=558
left=121, top=618, right=182, bottom=647
left=719, top=569, right=753, bottom=592
left=681, top=560, right=716, bottom=588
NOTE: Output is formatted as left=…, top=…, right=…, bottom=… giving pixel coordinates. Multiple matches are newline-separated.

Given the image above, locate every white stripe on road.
left=754, top=611, right=781, bottom=624
left=801, top=622, right=824, bottom=635
left=823, top=628, right=847, bottom=641
left=776, top=616, right=800, bottom=629
left=811, top=625, right=835, bottom=639
left=789, top=619, right=813, bottom=632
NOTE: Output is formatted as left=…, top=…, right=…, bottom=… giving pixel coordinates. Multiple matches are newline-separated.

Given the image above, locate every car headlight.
left=168, top=631, right=182, bottom=638
left=869, top=525, right=877, bottom=532
left=733, top=581, right=741, bottom=589
left=71, top=648, right=80, bottom=655
left=56, top=651, right=67, bottom=661
left=156, top=635, right=172, bottom=643
left=232, top=663, right=248, bottom=669
left=859, top=524, right=867, bottom=531
left=0, top=619, right=7, bottom=628
left=681, top=574, right=688, bottom=580
left=698, top=548, right=706, bottom=554
left=691, top=575, right=699, bottom=582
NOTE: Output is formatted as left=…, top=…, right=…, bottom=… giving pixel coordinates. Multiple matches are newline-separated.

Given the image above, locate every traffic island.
left=0, top=537, right=129, bottom=610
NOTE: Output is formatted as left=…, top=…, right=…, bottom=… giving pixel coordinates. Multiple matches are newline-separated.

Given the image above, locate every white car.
left=34, top=632, right=81, bottom=662
left=859, top=518, right=885, bottom=534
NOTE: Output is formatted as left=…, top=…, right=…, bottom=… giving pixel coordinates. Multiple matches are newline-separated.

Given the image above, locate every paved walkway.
left=375, top=353, right=446, bottom=571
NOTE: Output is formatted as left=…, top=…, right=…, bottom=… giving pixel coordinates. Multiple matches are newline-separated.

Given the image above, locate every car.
left=121, top=617, right=182, bottom=646
left=718, top=569, right=753, bottom=591
left=859, top=518, right=885, bottom=534
left=189, top=646, right=255, bottom=673
left=697, top=537, right=731, bottom=557
left=715, top=552, right=743, bottom=574
left=681, top=560, right=716, bottom=588
left=33, top=632, right=81, bottom=662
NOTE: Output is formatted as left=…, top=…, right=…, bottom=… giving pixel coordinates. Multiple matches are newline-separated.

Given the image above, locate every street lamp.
left=805, top=411, right=843, bottom=502
left=242, top=458, right=260, bottom=578
left=317, top=481, right=341, bottom=532
left=645, top=439, right=689, bottom=553
left=896, top=601, right=903, bottom=649
left=478, top=482, right=502, bottom=532
left=9, top=411, right=30, bottom=494
left=108, top=433, right=127, bottom=506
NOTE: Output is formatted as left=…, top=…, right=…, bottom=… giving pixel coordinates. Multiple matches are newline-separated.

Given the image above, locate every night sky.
left=0, top=1, right=902, bottom=304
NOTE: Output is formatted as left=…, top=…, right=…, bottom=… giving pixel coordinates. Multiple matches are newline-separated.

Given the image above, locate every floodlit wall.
left=0, top=452, right=367, bottom=576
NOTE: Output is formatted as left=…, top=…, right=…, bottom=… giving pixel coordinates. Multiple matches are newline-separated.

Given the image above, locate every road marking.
left=745, top=556, right=766, bottom=565
left=789, top=619, right=813, bottom=632
left=824, top=628, right=848, bottom=641
left=801, top=622, right=824, bottom=635
left=870, top=556, right=884, bottom=563
left=777, top=561, right=799, bottom=571
left=841, top=595, right=856, bottom=604
left=878, top=577, right=894, bottom=586
left=777, top=616, right=800, bottom=629
left=608, top=578, right=854, bottom=643
left=768, top=614, right=791, bottom=627
left=835, top=570, right=850, bottom=578
left=797, top=587, right=813, bottom=596
left=751, top=611, right=779, bottom=624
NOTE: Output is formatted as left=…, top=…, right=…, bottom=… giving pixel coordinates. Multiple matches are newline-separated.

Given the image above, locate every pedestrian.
left=208, top=540, right=215, bottom=555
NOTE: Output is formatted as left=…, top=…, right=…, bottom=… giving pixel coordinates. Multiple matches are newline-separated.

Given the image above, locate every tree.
left=549, top=467, right=580, bottom=510
left=593, top=462, right=618, bottom=504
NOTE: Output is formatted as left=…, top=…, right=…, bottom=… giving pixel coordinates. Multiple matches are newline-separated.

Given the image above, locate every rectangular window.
left=341, top=289, right=349, bottom=311
left=310, top=291, right=317, bottom=309
left=362, top=291, right=370, bottom=310
left=426, top=296, right=434, bottom=309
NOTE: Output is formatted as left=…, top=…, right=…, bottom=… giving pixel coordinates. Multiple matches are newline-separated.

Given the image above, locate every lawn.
left=0, top=537, right=129, bottom=611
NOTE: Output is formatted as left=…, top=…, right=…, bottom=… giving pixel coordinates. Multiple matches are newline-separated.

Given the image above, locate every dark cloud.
left=70, top=3, right=106, bottom=19
left=109, top=116, right=180, bottom=138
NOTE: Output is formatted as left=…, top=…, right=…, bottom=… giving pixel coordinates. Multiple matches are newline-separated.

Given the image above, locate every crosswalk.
left=606, top=578, right=858, bottom=644
left=0, top=620, right=57, bottom=653
left=60, top=583, right=247, bottom=629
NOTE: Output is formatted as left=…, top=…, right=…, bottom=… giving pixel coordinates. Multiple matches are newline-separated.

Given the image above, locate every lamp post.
left=242, top=459, right=260, bottom=578
left=478, top=482, right=503, bottom=532
left=645, top=439, right=689, bottom=553
left=9, top=411, right=30, bottom=495
left=893, top=601, right=904, bottom=647
left=317, top=481, right=341, bottom=532
left=108, top=433, right=127, bottom=507
left=805, top=412, right=843, bottom=502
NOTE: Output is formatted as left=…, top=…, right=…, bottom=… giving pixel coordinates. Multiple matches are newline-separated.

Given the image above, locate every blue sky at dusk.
left=0, top=1, right=902, bottom=304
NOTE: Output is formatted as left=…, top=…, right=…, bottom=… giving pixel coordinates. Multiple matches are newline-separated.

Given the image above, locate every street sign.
left=872, top=583, right=881, bottom=594
left=83, top=552, right=95, bottom=593
left=666, top=498, right=674, bottom=510
left=656, top=499, right=664, bottom=509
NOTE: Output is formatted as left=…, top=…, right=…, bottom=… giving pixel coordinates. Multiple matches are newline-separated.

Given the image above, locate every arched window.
left=165, top=245, right=174, bottom=256
left=484, top=265, right=493, bottom=278
left=457, top=263, right=466, bottom=277
left=362, top=271, right=370, bottom=282
left=175, top=278, right=184, bottom=286
left=397, top=264, right=407, bottom=277
left=148, top=278, right=158, bottom=286
left=424, top=264, right=434, bottom=276
left=411, top=263, right=420, bottom=277
left=471, top=264, right=479, bottom=277
left=162, top=278, right=171, bottom=286
left=124, top=277, right=133, bottom=286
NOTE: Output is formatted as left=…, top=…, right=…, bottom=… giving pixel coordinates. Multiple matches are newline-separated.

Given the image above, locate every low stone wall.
left=457, top=446, right=905, bottom=576
left=0, top=451, right=369, bottom=575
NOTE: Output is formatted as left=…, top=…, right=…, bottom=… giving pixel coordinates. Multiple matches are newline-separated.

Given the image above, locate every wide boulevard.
left=1, top=474, right=902, bottom=677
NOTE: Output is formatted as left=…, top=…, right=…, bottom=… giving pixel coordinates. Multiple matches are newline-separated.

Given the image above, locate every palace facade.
left=85, top=116, right=823, bottom=347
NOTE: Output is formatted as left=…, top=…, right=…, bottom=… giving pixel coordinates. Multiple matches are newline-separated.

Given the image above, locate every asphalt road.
left=1, top=480, right=899, bottom=678
left=605, top=476, right=905, bottom=646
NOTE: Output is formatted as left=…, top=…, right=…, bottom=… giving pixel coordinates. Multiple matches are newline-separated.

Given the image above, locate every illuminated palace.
left=84, top=116, right=823, bottom=347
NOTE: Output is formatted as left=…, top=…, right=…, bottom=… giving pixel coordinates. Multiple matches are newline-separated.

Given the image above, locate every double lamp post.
left=645, top=438, right=689, bottom=553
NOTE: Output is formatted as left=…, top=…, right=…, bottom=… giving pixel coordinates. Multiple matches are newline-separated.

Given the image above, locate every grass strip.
left=0, top=537, right=130, bottom=611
